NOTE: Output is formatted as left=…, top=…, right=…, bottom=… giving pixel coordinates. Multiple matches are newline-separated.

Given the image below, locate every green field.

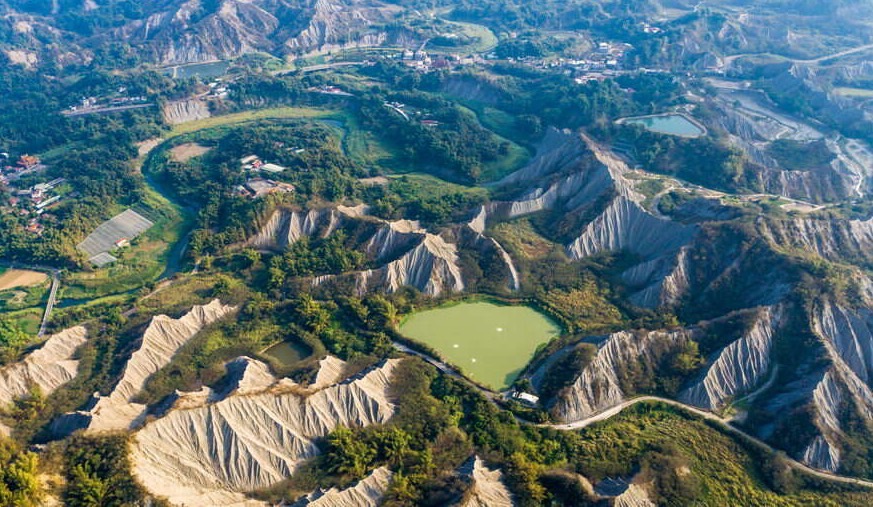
left=169, top=107, right=335, bottom=137
left=400, top=301, right=560, bottom=389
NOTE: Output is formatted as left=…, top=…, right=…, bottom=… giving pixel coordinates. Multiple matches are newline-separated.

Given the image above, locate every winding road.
left=391, top=341, right=873, bottom=490
left=723, top=43, right=873, bottom=69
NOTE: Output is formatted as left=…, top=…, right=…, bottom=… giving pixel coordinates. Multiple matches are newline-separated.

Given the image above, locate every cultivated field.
left=0, top=269, right=48, bottom=291
left=77, top=209, right=155, bottom=258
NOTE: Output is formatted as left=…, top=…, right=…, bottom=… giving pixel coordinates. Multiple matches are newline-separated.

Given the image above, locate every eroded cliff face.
left=130, top=357, right=399, bottom=506
left=51, top=300, right=235, bottom=435
left=0, top=326, right=88, bottom=407
left=105, top=0, right=398, bottom=65
left=758, top=216, right=873, bottom=265
left=358, top=233, right=465, bottom=296
left=292, top=466, right=393, bottom=507
left=162, top=98, right=211, bottom=125
left=250, top=207, right=468, bottom=296
left=566, top=197, right=696, bottom=262
left=549, top=329, right=695, bottom=423
left=249, top=208, right=346, bottom=251
left=492, top=129, right=697, bottom=309
left=456, top=456, right=514, bottom=507
left=680, top=306, right=782, bottom=411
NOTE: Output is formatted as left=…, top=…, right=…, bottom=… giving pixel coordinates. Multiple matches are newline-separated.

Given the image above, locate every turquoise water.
left=623, top=114, right=705, bottom=138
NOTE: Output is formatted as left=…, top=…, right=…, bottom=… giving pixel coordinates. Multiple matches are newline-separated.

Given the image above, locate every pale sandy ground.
left=136, top=138, right=162, bottom=158
left=358, top=176, right=390, bottom=186
left=169, top=143, right=211, bottom=162
left=0, top=269, right=48, bottom=291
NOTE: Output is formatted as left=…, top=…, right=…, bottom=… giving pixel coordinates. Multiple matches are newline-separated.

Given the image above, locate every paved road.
left=62, top=103, right=155, bottom=117
left=723, top=43, right=873, bottom=69
left=0, top=262, right=61, bottom=337
left=272, top=61, right=363, bottom=76
left=37, top=270, right=60, bottom=337
left=391, top=342, right=873, bottom=489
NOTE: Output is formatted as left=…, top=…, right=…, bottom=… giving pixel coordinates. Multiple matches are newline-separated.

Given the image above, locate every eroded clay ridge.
left=52, top=300, right=235, bottom=435
left=291, top=466, right=393, bottom=507
left=549, top=329, right=695, bottom=423
left=251, top=207, right=467, bottom=296
left=130, top=357, right=400, bottom=506
left=456, top=456, right=515, bottom=507
left=680, top=306, right=782, bottom=411
left=0, top=325, right=88, bottom=407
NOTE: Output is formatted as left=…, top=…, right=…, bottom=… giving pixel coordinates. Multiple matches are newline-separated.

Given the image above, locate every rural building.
left=77, top=208, right=154, bottom=265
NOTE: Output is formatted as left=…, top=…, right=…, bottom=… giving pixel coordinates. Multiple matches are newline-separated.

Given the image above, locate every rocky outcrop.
left=623, top=247, right=690, bottom=308
left=0, top=326, right=88, bottom=407
left=465, top=207, right=520, bottom=291
left=680, top=307, right=781, bottom=410
left=612, top=484, right=656, bottom=507
left=292, top=467, right=392, bottom=507
left=456, top=456, right=514, bottom=507
left=162, top=98, right=210, bottom=125
left=765, top=214, right=873, bottom=265
left=106, top=0, right=399, bottom=65
left=550, top=329, right=695, bottom=423
left=252, top=206, right=466, bottom=296
left=567, top=197, right=696, bottom=261
left=813, top=301, right=873, bottom=383
left=52, top=300, right=235, bottom=435
left=249, top=208, right=345, bottom=251
left=357, top=233, right=465, bottom=296
left=803, top=371, right=844, bottom=472
left=130, top=358, right=399, bottom=506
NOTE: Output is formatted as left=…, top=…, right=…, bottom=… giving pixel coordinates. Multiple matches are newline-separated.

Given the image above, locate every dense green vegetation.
left=0, top=435, right=41, bottom=505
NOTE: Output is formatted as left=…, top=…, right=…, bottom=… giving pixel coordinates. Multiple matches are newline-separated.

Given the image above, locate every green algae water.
left=400, top=301, right=560, bottom=390
left=264, top=340, right=310, bottom=366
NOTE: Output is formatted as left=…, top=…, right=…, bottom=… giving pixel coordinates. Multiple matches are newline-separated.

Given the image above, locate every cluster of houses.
left=0, top=154, right=44, bottom=184
left=312, top=85, right=354, bottom=97
left=207, top=79, right=229, bottom=99
left=398, top=49, right=480, bottom=71
left=65, top=87, right=148, bottom=114
left=236, top=155, right=295, bottom=199
left=382, top=102, right=441, bottom=127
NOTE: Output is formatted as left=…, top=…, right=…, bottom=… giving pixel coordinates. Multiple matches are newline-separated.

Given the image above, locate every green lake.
left=263, top=340, right=310, bottom=366
left=400, top=301, right=560, bottom=390
left=621, top=114, right=705, bottom=138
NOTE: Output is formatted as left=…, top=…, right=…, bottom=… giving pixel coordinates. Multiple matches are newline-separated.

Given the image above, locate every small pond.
left=620, top=113, right=706, bottom=138
left=400, top=301, right=560, bottom=390
left=263, top=340, right=310, bottom=367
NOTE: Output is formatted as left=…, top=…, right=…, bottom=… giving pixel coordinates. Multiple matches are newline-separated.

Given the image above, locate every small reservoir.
left=400, top=301, right=560, bottom=390
left=619, top=113, right=706, bottom=138
left=263, top=340, right=310, bottom=367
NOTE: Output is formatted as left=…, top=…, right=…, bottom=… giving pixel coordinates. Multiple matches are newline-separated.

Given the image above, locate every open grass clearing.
left=169, top=107, right=335, bottom=137
left=169, top=143, right=212, bottom=162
